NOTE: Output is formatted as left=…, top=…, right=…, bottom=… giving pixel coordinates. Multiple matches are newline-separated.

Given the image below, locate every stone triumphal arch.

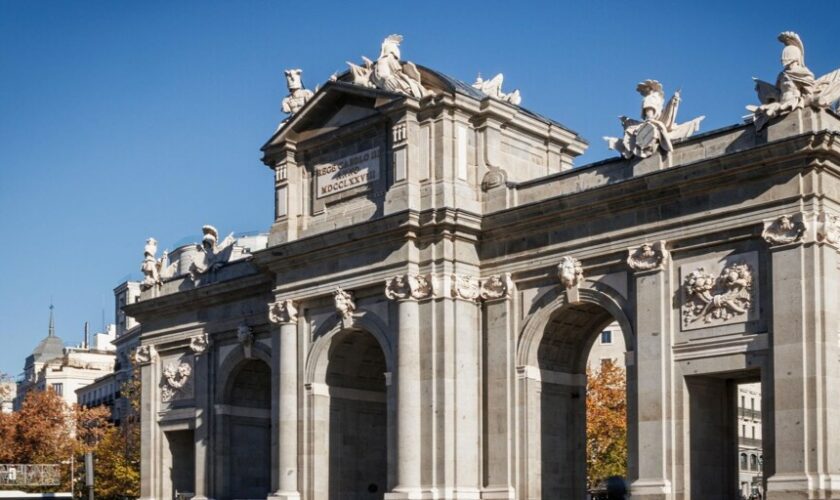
left=128, top=33, right=840, bottom=499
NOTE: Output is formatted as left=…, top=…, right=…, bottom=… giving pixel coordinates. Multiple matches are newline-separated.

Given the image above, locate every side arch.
left=305, top=308, right=395, bottom=386
left=516, top=280, right=636, bottom=369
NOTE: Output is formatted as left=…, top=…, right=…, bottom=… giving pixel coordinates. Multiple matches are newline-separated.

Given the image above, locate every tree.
left=586, top=359, right=628, bottom=489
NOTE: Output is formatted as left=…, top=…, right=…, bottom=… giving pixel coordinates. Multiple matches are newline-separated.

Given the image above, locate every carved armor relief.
left=679, top=252, right=759, bottom=331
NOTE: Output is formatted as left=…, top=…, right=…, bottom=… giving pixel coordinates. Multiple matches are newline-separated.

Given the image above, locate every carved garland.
left=817, top=211, right=840, bottom=246
left=682, top=262, right=754, bottom=326
left=161, top=361, right=192, bottom=402
left=384, top=274, right=434, bottom=301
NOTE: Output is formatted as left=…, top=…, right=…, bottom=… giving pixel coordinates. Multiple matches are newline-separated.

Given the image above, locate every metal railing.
left=739, top=436, right=762, bottom=447
left=0, top=464, right=61, bottom=486
left=739, top=407, right=762, bottom=420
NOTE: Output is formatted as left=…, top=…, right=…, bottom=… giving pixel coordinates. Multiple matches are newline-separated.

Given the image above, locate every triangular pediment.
left=263, top=82, right=401, bottom=150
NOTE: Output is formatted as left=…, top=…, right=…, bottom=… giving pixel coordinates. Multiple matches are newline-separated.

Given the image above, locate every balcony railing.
left=739, top=437, right=762, bottom=448
left=739, top=408, right=762, bottom=420
left=0, top=464, right=61, bottom=486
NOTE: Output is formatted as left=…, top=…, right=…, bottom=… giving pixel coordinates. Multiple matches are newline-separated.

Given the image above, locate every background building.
left=15, top=305, right=116, bottom=408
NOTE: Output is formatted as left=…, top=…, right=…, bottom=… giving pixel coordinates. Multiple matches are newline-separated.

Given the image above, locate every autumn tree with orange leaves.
left=586, top=359, right=628, bottom=489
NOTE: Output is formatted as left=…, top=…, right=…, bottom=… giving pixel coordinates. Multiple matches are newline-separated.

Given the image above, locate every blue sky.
left=0, top=0, right=836, bottom=375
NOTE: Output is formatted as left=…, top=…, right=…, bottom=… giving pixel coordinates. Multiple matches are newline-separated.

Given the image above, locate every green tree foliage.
left=586, top=359, right=628, bottom=489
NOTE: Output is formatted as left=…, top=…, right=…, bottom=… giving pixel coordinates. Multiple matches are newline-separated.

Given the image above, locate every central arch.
left=516, top=284, right=637, bottom=499
left=305, top=312, right=395, bottom=500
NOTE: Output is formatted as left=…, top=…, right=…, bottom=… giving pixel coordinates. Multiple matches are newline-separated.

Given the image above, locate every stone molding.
left=161, top=360, right=192, bottom=402
left=134, top=345, right=156, bottom=365
left=384, top=273, right=434, bottom=301
left=682, top=261, right=754, bottom=328
left=189, top=333, right=210, bottom=354
left=762, top=214, right=807, bottom=246
left=479, top=272, right=514, bottom=301
left=237, top=324, right=254, bottom=359
left=627, top=241, right=670, bottom=272
left=557, top=256, right=584, bottom=289
left=269, top=299, right=299, bottom=324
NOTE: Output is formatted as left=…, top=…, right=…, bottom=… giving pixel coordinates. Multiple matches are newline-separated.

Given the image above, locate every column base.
left=766, top=473, right=840, bottom=499
left=630, top=478, right=672, bottom=500
left=384, top=487, right=437, bottom=500
left=479, top=485, right=514, bottom=499
left=267, top=491, right=301, bottom=500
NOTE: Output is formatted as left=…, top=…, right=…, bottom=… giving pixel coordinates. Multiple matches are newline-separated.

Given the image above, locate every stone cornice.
left=124, top=272, right=273, bottom=322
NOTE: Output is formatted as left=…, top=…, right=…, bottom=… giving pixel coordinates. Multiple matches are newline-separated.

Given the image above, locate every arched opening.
left=525, top=300, right=633, bottom=499
left=324, top=329, right=388, bottom=500
left=220, top=358, right=272, bottom=499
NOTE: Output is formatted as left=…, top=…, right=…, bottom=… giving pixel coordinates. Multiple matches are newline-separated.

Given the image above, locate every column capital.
left=189, top=332, right=210, bottom=354
left=384, top=273, right=434, bottom=301
left=269, top=299, right=299, bottom=325
left=479, top=272, right=514, bottom=301
left=134, top=345, right=157, bottom=366
left=627, top=240, right=670, bottom=273
left=762, top=213, right=807, bottom=247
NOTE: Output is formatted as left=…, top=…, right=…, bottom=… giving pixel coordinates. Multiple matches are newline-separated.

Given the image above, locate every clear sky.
left=0, top=0, right=836, bottom=375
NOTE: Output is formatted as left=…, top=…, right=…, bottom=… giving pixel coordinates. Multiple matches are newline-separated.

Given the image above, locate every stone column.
left=451, top=274, right=482, bottom=497
left=627, top=243, right=673, bottom=500
left=136, top=345, right=159, bottom=500
left=480, top=274, right=516, bottom=498
left=190, top=334, right=212, bottom=500
left=764, top=213, right=840, bottom=499
left=268, top=300, right=301, bottom=500
left=384, top=274, right=431, bottom=496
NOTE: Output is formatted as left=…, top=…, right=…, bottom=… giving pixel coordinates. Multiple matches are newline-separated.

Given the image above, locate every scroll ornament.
left=161, top=361, right=192, bottom=402
left=682, top=262, right=753, bottom=326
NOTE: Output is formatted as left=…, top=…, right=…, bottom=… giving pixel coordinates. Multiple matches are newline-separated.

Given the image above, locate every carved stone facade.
left=130, top=34, right=840, bottom=500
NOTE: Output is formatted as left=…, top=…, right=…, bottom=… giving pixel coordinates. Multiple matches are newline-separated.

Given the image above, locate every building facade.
left=129, top=34, right=840, bottom=500
left=738, top=382, right=764, bottom=498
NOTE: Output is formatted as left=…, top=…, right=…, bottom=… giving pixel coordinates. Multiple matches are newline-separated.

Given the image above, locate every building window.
left=600, top=358, right=616, bottom=369
left=742, top=424, right=746, bottom=437
left=750, top=454, right=758, bottom=471
left=51, top=383, right=63, bottom=396
left=751, top=397, right=755, bottom=411
left=600, top=330, right=612, bottom=344
left=740, top=453, right=748, bottom=470
left=741, top=395, right=745, bottom=408
left=751, top=426, right=755, bottom=440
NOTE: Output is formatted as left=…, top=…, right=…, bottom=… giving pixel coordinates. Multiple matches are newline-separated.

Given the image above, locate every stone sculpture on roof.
left=346, top=34, right=431, bottom=99
left=472, top=73, right=521, bottom=105
left=140, top=237, right=175, bottom=290
left=281, top=68, right=314, bottom=116
left=604, top=80, right=705, bottom=159
left=748, top=31, right=840, bottom=129
left=190, top=225, right=236, bottom=279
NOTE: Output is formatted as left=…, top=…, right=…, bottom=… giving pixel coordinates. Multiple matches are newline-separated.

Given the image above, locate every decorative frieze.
left=451, top=274, right=481, bottom=302
left=557, top=256, right=584, bottom=289
left=681, top=253, right=757, bottom=330
left=161, top=360, right=193, bottom=402
left=269, top=299, right=299, bottom=324
left=384, top=274, right=434, bottom=301
left=189, top=333, right=209, bottom=354
left=237, top=324, right=254, bottom=358
left=479, top=273, right=514, bottom=300
left=627, top=241, right=669, bottom=271
left=762, top=214, right=806, bottom=245
left=134, top=345, right=155, bottom=365
left=334, top=287, right=356, bottom=323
